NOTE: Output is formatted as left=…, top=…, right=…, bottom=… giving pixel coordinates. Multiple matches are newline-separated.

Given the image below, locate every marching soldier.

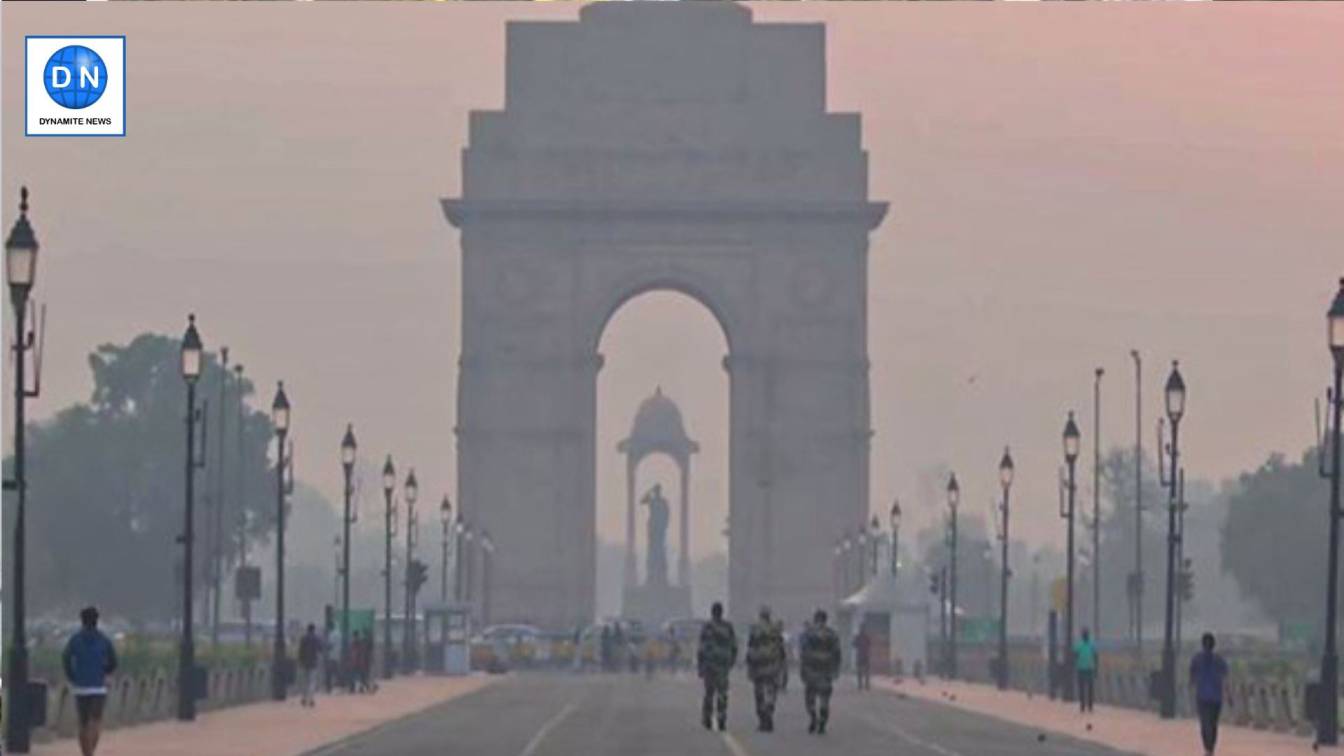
left=800, top=609, right=842, bottom=735
left=697, top=601, right=738, bottom=731
left=746, top=606, right=786, bottom=732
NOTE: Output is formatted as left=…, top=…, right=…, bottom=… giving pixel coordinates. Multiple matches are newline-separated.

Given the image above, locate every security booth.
left=425, top=604, right=472, bottom=675
left=840, top=569, right=928, bottom=678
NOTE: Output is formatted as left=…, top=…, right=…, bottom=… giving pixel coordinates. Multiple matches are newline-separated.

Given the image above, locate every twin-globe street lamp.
left=1156, top=361, right=1186, bottom=718
left=1061, top=411, right=1081, bottom=702
left=996, top=447, right=1015, bottom=691
left=1316, top=278, right=1344, bottom=745
left=4, top=187, right=41, bottom=752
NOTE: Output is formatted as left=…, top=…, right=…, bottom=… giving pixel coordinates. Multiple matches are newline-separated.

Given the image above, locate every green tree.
left=1221, top=449, right=1330, bottom=624
left=3, top=333, right=281, bottom=625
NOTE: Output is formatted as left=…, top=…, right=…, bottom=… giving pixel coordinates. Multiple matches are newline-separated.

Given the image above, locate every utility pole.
left=1094, top=367, right=1103, bottom=641
left=1131, top=349, right=1143, bottom=659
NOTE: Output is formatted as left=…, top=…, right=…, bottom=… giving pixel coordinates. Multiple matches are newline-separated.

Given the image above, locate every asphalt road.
left=308, top=672, right=1139, bottom=756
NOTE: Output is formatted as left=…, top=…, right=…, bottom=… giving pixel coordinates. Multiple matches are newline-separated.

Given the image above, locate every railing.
left=925, top=643, right=1322, bottom=738
left=32, top=664, right=273, bottom=744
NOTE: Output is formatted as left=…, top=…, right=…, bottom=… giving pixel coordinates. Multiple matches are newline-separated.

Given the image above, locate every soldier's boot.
left=818, top=709, right=829, bottom=735
left=807, top=710, right=817, bottom=734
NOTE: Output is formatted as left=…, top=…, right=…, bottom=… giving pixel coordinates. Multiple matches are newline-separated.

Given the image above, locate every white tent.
left=840, top=569, right=930, bottom=677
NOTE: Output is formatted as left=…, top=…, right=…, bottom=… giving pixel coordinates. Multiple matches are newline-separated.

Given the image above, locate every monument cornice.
left=442, top=198, right=888, bottom=231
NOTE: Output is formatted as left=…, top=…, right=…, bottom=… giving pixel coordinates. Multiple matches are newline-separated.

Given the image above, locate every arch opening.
left=595, top=290, right=730, bottom=622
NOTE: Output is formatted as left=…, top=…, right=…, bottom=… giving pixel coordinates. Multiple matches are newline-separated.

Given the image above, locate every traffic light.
left=1178, top=567, right=1194, bottom=602
left=408, top=559, right=429, bottom=594
left=929, top=573, right=940, bottom=595
left=324, top=604, right=334, bottom=632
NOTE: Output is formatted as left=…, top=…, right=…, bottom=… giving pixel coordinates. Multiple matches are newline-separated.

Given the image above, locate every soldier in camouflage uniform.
left=697, top=601, right=738, bottom=731
left=799, top=609, right=842, bottom=734
left=746, top=606, right=787, bottom=732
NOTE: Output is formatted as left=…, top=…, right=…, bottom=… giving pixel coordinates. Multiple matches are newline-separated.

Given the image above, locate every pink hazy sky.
left=3, top=2, right=1342, bottom=559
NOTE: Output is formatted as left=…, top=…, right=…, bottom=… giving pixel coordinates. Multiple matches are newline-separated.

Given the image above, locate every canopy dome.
left=618, top=387, right=699, bottom=460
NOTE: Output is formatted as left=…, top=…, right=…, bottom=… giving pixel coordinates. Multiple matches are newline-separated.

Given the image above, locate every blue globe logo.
left=43, top=45, right=108, bottom=110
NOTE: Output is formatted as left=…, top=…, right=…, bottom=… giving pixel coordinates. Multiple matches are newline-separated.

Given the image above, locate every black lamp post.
left=270, top=381, right=291, bottom=701
left=480, top=530, right=496, bottom=626
left=339, top=424, right=356, bottom=688
left=441, top=496, right=453, bottom=603
left=947, top=472, right=960, bottom=680
left=1155, top=361, right=1185, bottom=718
left=4, top=187, right=40, bottom=753
left=1061, top=411, right=1081, bottom=702
left=177, top=315, right=204, bottom=722
left=889, top=500, right=902, bottom=577
left=997, top=447, right=1014, bottom=690
left=869, top=515, right=881, bottom=578
left=382, top=455, right=396, bottom=679
left=1317, top=278, right=1344, bottom=745
left=402, top=468, right=420, bottom=672
left=454, top=514, right=466, bottom=602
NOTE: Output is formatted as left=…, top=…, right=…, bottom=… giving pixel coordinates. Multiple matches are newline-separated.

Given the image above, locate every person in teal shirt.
left=1074, top=628, right=1098, bottom=713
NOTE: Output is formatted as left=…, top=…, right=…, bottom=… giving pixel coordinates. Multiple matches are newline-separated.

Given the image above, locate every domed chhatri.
left=618, top=386, right=700, bottom=458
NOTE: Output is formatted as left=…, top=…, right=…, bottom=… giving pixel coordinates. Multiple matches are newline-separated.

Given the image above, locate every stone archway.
left=443, top=2, right=886, bottom=628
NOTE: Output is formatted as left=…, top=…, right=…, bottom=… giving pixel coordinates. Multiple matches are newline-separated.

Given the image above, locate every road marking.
left=854, top=711, right=966, bottom=756
left=721, top=732, right=752, bottom=756
left=518, top=700, right=580, bottom=756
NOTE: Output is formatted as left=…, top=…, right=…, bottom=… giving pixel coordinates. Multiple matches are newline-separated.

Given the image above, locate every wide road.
left=307, top=672, right=1139, bottom=756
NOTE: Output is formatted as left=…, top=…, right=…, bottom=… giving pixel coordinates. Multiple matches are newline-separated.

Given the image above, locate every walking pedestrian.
left=852, top=626, right=872, bottom=691
left=697, top=601, right=738, bottom=731
left=62, top=606, right=118, bottom=756
left=360, top=632, right=378, bottom=693
left=298, top=624, right=322, bottom=707
left=800, top=609, right=842, bottom=735
left=746, top=606, right=786, bottom=732
left=1190, top=632, right=1229, bottom=756
left=1074, top=627, right=1098, bottom=713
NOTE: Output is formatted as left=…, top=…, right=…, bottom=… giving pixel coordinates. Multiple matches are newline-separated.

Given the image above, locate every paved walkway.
left=881, top=677, right=1320, bottom=755
left=33, top=675, right=495, bottom=756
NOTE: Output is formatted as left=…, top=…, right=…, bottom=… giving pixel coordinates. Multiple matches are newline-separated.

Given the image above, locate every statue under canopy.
left=641, top=484, right=671, bottom=588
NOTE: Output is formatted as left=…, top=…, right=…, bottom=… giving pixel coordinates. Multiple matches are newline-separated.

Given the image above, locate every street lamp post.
left=1156, top=361, right=1185, bottom=719
left=1061, top=411, right=1081, bottom=702
left=1131, top=349, right=1144, bottom=659
left=454, top=515, right=466, bottom=602
left=997, top=447, right=1014, bottom=690
left=402, top=469, right=420, bottom=672
left=177, top=315, right=204, bottom=722
left=889, top=500, right=902, bottom=577
left=480, top=530, right=496, bottom=626
left=339, top=424, right=357, bottom=689
left=382, top=455, right=396, bottom=679
left=856, top=526, right=869, bottom=587
left=947, top=473, right=960, bottom=680
left=869, top=515, right=881, bottom=578
left=1316, top=278, right=1344, bottom=745
left=839, top=534, right=852, bottom=596
left=270, top=381, right=292, bottom=701
left=4, top=187, right=41, bottom=753
left=440, top=496, right=453, bottom=603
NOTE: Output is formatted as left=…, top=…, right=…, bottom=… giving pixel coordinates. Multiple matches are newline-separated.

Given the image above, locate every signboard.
left=337, top=609, right=375, bottom=637
left=957, top=617, right=1001, bottom=645
left=235, top=566, right=261, bottom=601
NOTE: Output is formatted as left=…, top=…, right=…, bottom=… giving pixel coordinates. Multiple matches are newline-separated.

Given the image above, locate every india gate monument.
left=443, top=2, right=886, bottom=628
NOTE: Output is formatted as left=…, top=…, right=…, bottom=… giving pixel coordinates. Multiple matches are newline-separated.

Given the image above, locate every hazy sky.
left=3, top=2, right=1342, bottom=567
